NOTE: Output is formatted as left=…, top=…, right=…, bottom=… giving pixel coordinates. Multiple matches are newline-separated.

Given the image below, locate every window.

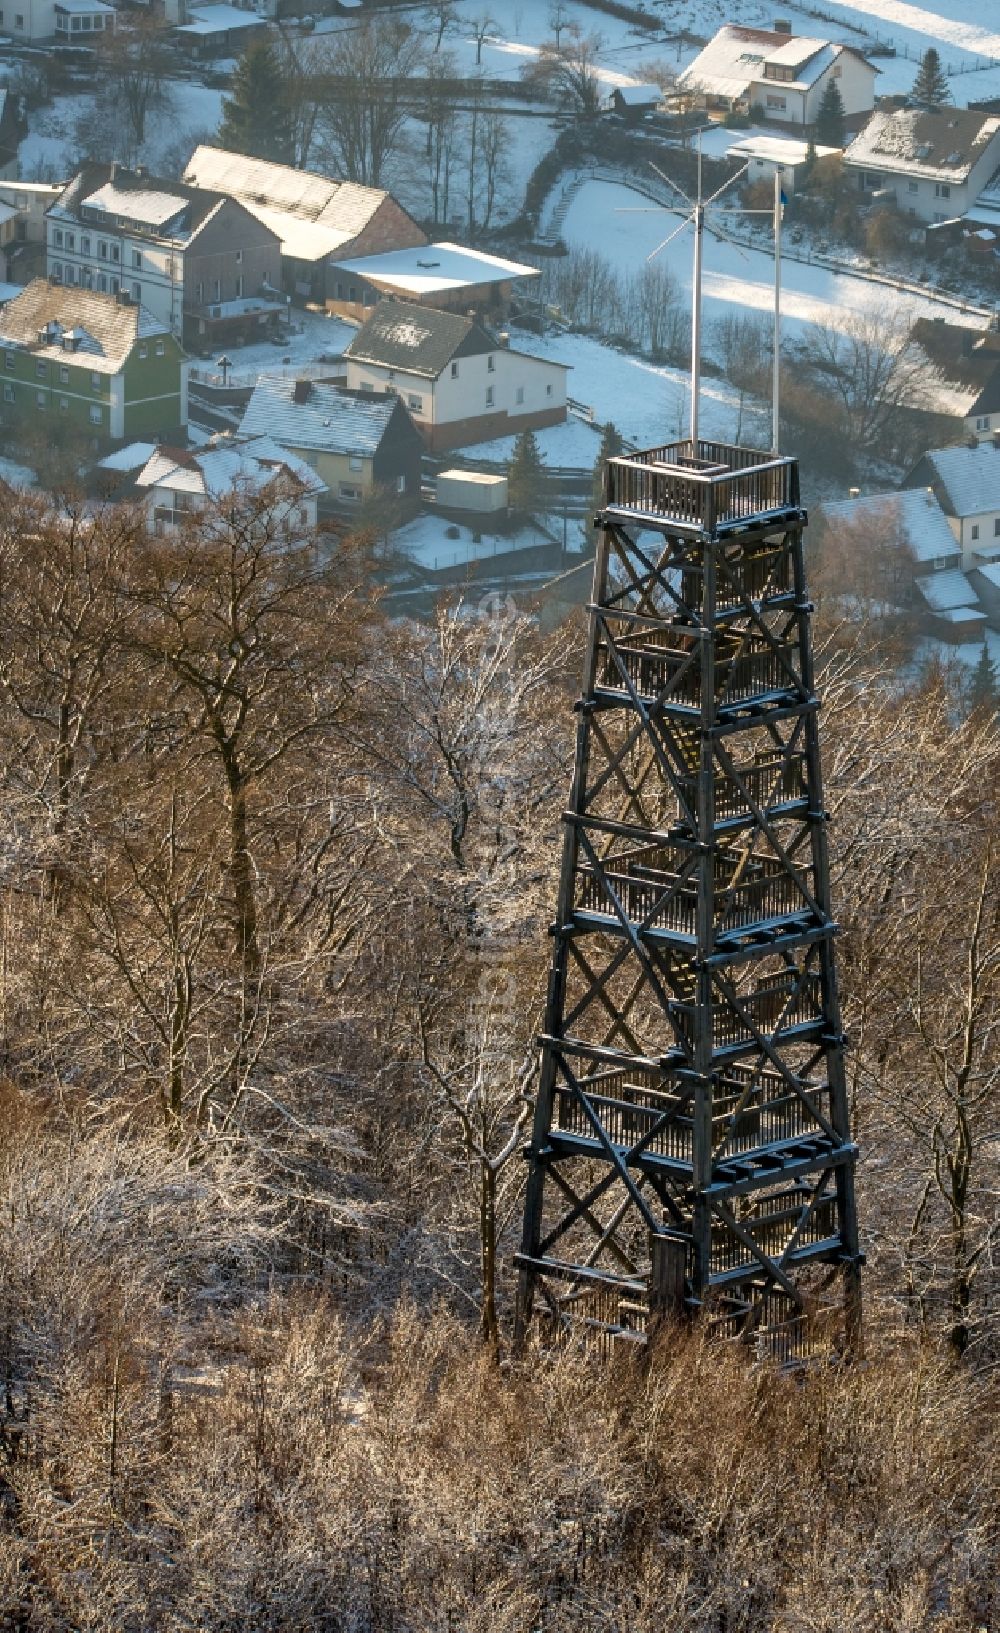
left=54, top=228, right=63, bottom=247
left=213, top=278, right=221, bottom=302
left=196, top=282, right=203, bottom=303
left=236, top=275, right=244, bottom=298
left=111, top=244, right=120, bottom=263
left=487, top=354, right=495, bottom=372
left=485, top=385, right=494, bottom=406
left=908, top=181, right=918, bottom=194
left=36, top=390, right=45, bottom=409
left=935, top=183, right=951, bottom=199
left=65, top=232, right=74, bottom=251
left=89, top=405, right=102, bottom=426
left=59, top=397, right=68, bottom=413
left=335, top=281, right=343, bottom=299
left=832, top=64, right=842, bottom=77
left=97, top=273, right=107, bottom=293
left=235, top=249, right=243, bottom=263
left=14, top=13, right=23, bottom=24
left=994, top=517, right=1000, bottom=536
left=131, top=281, right=141, bottom=302
left=90, top=371, right=101, bottom=391
left=2, top=383, right=12, bottom=403
left=396, top=474, right=406, bottom=495
left=58, top=365, right=69, bottom=384
left=35, top=360, right=47, bottom=378
left=361, top=380, right=374, bottom=393
left=363, top=288, right=375, bottom=306
left=132, top=249, right=142, bottom=270
left=971, top=524, right=980, bottom=540
left=451, top=361, right=459, bottom=378
left=51, top=262, right=62, bottom=282
left=349, top=285, right=357, bottom=302
left=155, top=340, right=165, bottom=356
left=98, top=240, right=107, bottom=259
left=110, top=278, right=119, bottom=294
left=349, top=455, right=363, bottom=471
left=546, top=383, right=553, bottom=397
left=515, top=386, right=524, bottom=405
left=977, top=415, right=991, bottom=430
left=81, top=235, right=90, bottom=254
left=338, top=483, right=362, bottom=501
left=138, top=343, right=148, bottom=359
left=407, top=394, right=422, bottom=411
left=3, top=352, right=12, bottom=371
left=766, top=94, right=787, bottom=111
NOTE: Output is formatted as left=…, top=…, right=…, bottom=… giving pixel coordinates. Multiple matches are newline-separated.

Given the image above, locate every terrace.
left=604, top=439, right=800, bottom=535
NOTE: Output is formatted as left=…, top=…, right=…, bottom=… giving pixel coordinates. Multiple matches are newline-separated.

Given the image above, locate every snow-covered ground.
left=200, top=310, right=355, bottom=378
left=0, top=454, right=36, bottom=488
left=393, top=510, right=570, bottom=573
left=558, top=178, right=985, bottom=342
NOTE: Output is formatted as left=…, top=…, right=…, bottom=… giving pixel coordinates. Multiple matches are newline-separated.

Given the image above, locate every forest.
left=0, top=479, right=997, bottom=1630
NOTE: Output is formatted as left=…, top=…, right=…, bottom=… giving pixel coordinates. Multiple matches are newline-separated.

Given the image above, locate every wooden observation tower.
left=514, top=439, right=862, bottom=1359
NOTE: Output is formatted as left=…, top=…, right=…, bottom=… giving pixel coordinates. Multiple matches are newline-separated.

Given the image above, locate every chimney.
left=293, top=378, right=312, bottom=404
left=774, top=17, right=792, bottom=32
left=117, top=289, right=132, bottom=306
left=110, top=160, right=118, bottom=182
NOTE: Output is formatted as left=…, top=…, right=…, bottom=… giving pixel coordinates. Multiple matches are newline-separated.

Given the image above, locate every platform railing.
left=605, top=440, right=799, bottom=532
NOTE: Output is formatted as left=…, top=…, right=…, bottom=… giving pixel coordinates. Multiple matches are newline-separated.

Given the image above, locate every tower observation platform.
left=514, top=439, right=862, bottom=1361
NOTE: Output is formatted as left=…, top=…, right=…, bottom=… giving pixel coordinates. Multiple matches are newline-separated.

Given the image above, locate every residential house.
left=677, top=25, right=876, bottom=129
left=0, top=181, right=65, bottom=282
left=0, top=0, right=113, bottom=43
left=964, top=369, right=1000, bottom=440
left=907, top=439, right=1000, bottom=570
left=343, top=300, right=568, bottom=453
left=136, top=434, right=326, bottom=534
left=47, top=163, right=284, bottom=346
left=326, top=242, right=540, bottom=324
left=819, top=485, right=985, bottom=641
left=239, top=375, right=424, bottom=510
left=182, top=146, right=427, bottom=306
left=0, top=278, right=188, bottom=443
left=843, top=106, right=1000, bottom=225
left=727, top=134, right=841, bottom=193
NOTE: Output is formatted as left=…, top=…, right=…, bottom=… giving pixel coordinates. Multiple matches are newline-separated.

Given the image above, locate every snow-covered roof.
left=137, top=434, right=325, bottom=500
left=97, top=440, right=157, bottom=472
left=0, top=278, right=171, bottom=374
left=916, top=568, right=980, bottom=611
left=182, top=146, right=411, bottom=264
left=973, top=559, right=1000, bottom=590
left=239, top=376, right=412, bottom=456
left=925, top=603, right=984, bottom=623
left=729, top=135, right=840, bottom=166
left=332, top=241, right=539, bottom=295
left=677, top=25, right=869, bottom=102
left=920, top=441, right=1000, bottom=517
left=612, top=84, right=662, bottom=107
left=0, top=203, right=16, bottom=227
left=83, top=181, right=189, bottom=228
left=54, top=0, right=115, bottom=13
left=845, top=106, right=1000, bottom=184
left=177, top=4, right=263, bottom=34
left=820, top=487, right=959, bottom=566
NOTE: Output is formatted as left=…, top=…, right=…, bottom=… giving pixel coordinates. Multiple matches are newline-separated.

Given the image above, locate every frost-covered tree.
left=912, top=46, right=951, bottom=106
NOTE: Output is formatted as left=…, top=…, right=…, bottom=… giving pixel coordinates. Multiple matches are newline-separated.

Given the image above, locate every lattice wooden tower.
left=514, top=441, right=862, bottom=1360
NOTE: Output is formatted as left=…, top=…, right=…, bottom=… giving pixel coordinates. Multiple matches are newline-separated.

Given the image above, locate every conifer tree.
left=968, top=640, right=998, bottom=716
left=218, top=40, right=294, bottom=164
left=591, top=421, right=623, bottom=511
left=815, top=78, right=845, bottom=148
left=912, top=47, right=951, bottom=106
left=507, top=428, right=546, bottom=515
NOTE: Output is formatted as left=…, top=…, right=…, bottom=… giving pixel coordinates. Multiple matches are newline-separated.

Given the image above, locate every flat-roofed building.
left=327, top=241, right=540, bottom=323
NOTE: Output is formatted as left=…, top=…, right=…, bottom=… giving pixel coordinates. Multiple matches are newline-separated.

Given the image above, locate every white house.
left=678, top=25, right=876, bottom=128
left=343, top=299, right=568, bottom=453
left=843, top=106, right=1000, bottom=225
left=0, top=0, right=113, bottom=43
left=907, top=440, right=1000, bottom=570
left=135, top=434, right=327, bottom=535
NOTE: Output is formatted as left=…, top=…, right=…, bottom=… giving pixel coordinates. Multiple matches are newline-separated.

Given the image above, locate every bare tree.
left=315, top=19, right=425, bottom=188
left=547, top=1, right=570, bottom=46
left=424, top=0, right=459, bottom=52
left=525, top=28, right=605, bottom=117
left=424, top=52, right=459, bottom=225
left=468, top=8, right=495, bottom=66
left=800, top=307, right=928, bottom=457
left=95, top=15, right=173, bottom=156
left=477, top=108, right=509, bottom=231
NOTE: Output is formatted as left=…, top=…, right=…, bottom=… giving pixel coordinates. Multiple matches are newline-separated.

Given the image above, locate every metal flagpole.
left=691, top=137, right=704, bottom=450
left=773, top=168, right=782, bottom=454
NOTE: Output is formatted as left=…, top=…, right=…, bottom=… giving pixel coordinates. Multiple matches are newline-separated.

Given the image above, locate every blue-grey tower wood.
left=514, top=440, right=862, bottom=1359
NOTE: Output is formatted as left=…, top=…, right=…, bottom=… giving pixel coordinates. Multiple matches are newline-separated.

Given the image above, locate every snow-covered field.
left=558, top=178, right=985, bottom=341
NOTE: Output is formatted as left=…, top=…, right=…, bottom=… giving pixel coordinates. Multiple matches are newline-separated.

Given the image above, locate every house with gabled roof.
left=678, top=25, right=876, bottom=129
left=843, top=106, right=1000, bottom=224
left=238, top=375, right=424, bottom=511
left=182, top=146, right=427, bottom=307
left=136, top=434, right=327, bottom=535
left=0, top=278, right=187, bottom=443
left=907, top=439, right=1000, bottom=570
left=47, top=163, right=284, bottom=347
left=343, top=299, right=568, bottom=452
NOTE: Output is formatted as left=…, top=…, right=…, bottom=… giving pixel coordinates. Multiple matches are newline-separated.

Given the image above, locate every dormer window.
left=487, top=355, right=495, bottom=372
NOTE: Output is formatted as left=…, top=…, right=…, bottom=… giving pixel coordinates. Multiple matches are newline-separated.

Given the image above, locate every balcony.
left=604, top=439, right=799, bottom=534
left=596, top=628, right=799, bottom=712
